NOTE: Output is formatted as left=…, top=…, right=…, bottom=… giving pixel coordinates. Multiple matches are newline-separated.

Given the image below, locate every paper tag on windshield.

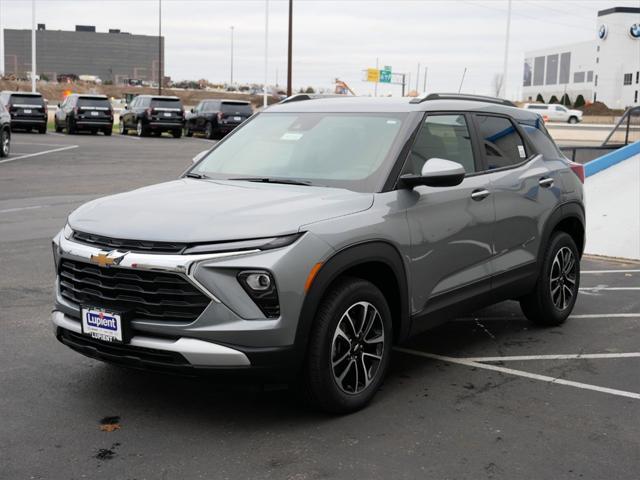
left=281, top=132, right=303, bottom=141
left=517, top=145, right=526, bottom=158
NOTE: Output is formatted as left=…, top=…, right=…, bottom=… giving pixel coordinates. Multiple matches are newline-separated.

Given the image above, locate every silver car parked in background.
left=52, top=93, right=585, bottom=412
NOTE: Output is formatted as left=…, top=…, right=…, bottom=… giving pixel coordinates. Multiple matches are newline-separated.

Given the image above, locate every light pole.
left=230, top=25, right=234, bottom=86
left=263, top=0, right=269, bottom=107
left=286, top=0, right=292, bottom=97
left=31, top=0, right=36, bottom=92
left=501, top=0, right=512, bottom=98
left=158, top=0, right=162, bottom=94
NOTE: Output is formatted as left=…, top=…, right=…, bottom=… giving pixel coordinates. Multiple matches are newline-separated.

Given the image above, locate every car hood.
left=68, top=179, right=373, bottom=243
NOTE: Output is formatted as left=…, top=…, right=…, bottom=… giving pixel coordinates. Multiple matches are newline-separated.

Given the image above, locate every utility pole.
left=374, top=57, right=379, bottom=97
left=31, top=0, right=36, bottom=92
left=158, top=0, right=162, bottom=94
left=286, top=0, right=293, bottom=96
left=263, top=0, right=269, bottom=107
left=230, top=25, right=234, bottom=85
left=416, top=63, right=420, bottom=91
left=423, top=66, right=428, bottom=92
left=501, top=0, right=512, bottom=98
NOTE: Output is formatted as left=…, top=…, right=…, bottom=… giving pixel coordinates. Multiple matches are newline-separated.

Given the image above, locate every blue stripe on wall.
left=585, top=141, right=640, bottom=177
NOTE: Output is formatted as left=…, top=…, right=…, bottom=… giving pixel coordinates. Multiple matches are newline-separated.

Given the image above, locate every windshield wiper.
left=228, top=177, right=312, bottom=186
left=185, top=172, right=209, bottom=179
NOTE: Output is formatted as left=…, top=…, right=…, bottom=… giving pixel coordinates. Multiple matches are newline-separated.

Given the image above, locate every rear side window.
left=404, top=114, right=476, bottom=175
left=520, top=119, right=562, bottom=158
left=221, top=102, right=252, bottom=115
left=78, top=97, right=110, bottom=109
left=475, top=115, right=528, bottom=169
left=10, top=94, right=44, bottom=106
left=151, top=98, right=182, bottom=110
left=526, top=105, right=547, bottom=111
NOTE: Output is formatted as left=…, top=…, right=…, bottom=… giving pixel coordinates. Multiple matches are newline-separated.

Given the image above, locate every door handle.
left=471, top=189, right=491, bottom=201
left=539, top=177, right=554, bottom=188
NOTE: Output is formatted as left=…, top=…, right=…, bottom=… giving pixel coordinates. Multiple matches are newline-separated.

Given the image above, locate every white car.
left=523, top=103, right=583, bottom=124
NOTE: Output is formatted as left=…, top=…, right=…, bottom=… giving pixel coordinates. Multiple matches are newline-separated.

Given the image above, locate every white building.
left=522, top=6, right=640, bottom=109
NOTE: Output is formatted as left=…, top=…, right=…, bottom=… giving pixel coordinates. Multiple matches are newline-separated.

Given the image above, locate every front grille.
left=72, top=230, right=188, bottom=254
left=58, top=329, right=190, bottom=368
left=59, top=259, right=210, bottom=323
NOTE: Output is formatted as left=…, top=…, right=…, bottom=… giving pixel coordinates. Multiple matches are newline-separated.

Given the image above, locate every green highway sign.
left=380, top=67, right=392, bottom=83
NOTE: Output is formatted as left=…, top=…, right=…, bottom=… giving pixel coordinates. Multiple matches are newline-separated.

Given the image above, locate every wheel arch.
left=541, top=201, right=586, bottom=259
left=294, top=241, right=411, bottom=363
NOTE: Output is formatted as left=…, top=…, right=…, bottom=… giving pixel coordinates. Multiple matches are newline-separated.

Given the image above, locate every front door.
left=403, top=113, right=495, bottom=327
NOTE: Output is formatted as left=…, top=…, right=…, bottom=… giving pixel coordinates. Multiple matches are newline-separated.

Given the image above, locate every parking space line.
left=13, top=142, right=68, bottom=147
left=454, top=313, right=640, bottom=322
left=0, top=145, right=78, bottom=165
left=580, top=287, right=640, bottom=291
left=461, top=353, right=640, bottom=362
left=583, top=270, right=640, bottom=274
left=395, top=347, right=640, bottom=401
left=0, top=205, right=47, bottom=214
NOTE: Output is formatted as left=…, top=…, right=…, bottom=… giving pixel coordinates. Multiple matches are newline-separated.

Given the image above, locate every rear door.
left=472, top=113, right=561, bottom=285
left=404, top=113, right=495, bottom=326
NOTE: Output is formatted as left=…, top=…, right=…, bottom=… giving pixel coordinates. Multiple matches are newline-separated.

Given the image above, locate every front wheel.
left=520, top=232, right=580, bottom=326
left=205, top=121, right=215, bottom=140
left=0, top=128, right=10, bottom=157
left=119, top=121, right=127, bottom=135
left=303, top=277, right=392, bottom=413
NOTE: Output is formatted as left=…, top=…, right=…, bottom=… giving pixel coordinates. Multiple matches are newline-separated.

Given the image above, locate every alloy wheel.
left=137, top=120, right=143, bottom=136
left=549, top=246, right=577, bottom=310
left=331, top=301, right=385, bottom=395
left=2, top=131, right=9, bottom=156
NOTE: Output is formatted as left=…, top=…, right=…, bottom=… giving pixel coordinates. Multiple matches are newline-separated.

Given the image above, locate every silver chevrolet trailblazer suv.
left=52, top=94, right=585, bottom=412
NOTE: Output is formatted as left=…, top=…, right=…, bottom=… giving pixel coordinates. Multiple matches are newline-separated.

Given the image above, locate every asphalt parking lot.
left=1, top=132, right=639, bottom=480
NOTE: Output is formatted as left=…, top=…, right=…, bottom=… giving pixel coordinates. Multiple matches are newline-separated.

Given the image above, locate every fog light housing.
left=237, top=270, right=280, bottom=318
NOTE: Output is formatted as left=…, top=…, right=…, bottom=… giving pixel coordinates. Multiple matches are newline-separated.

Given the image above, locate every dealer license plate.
left=164, top=112, right=172, bottom=117
left=233, top=116, right=242, bottom=121
left=24, top=109, right=32, bottom=114
left=91, top=111, right=99, bottom=116
left=81, top=306, right=124, bottom=343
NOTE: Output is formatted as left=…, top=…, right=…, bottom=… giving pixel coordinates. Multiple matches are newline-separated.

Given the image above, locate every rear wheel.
left=103, top=128, right=112, bottom=136
left=172, top=129, right=182, bottom=138
left=136, top=120, right=148, bottom=137
left=38, top=125, right=47, bottom=134
left=184, top=126, right=193, bottom=137
left=520, top=232, right=580, bottom=326
left=66, top=118, right=76, bottom=134
left=568, top=116, right=578, bottom=124
left=0, top=128, right=10, bottom=157
left=303, top=277, right=392, bottom=413
left=205, top=121, right=215, bottom=140
left=119, top=121, right=127, bottom=135
left=55, top=121, right=63, bottom=133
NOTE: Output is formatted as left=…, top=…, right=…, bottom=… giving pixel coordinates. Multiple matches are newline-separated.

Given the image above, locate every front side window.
left=403, top=114, right=476, bottom=175
left=192, top=112, right=407, bottom=192
left=555, top=106, right=567, bottom=112
left=475, top=115, right=528, bottom=170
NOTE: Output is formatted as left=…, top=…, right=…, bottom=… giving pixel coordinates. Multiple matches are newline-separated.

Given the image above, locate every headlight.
left=63, top=223, right=74, bottom=240
left=237, top=270, right=279, bottom=318
left=182, top=232, right=302, bottom=255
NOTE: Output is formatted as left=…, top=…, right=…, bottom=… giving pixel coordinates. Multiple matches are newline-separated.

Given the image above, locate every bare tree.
left=492, top=73, right=504, bottom=97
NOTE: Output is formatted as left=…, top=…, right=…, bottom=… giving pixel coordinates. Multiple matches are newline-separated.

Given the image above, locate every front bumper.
left=52, top=230, right=332, bottom=373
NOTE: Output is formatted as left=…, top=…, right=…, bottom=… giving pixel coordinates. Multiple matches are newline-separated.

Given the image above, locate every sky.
left=1, top=0, right=639, bottom=98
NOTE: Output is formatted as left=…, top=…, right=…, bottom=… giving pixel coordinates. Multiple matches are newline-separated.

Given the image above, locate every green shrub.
left=535, top=93, right=544, bottom=103
left=561, top=94, right=571, bottom=106
left=549, top=95, right=559, bottom=104
left=574, top=94, right=585, bottom=108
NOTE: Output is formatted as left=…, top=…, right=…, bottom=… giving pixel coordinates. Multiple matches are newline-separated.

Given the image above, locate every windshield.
left=78, top=97, right=110, bottom=109
left=192, top=112, right=407, bottom=192
left=151, top=98, right=182, bottom=110
left=10, top=94, right=44, bottom=106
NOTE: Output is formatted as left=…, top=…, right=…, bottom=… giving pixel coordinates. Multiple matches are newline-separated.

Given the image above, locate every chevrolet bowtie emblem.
left=90, top=250, right=128, bottom=268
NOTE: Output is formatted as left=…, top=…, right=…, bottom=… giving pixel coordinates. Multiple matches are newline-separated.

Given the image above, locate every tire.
left=119, top=121, right=127, bottom=135
left=205, top=122, right=215, bottom=140
left=184, top=126, right=193, bottom=137
left=38, top=125, right=47, bottom=134
left=136, top=119, right=148, bottom=137
left=103, top=128, right=112, bottom=136
left=172, top=129, right=182, bottom=139
left=303, top=277, right=392, bottom=413
left=568, top=116, right=578, bottom=124
left=0, top=128, right=10, bottom=157
left=520, top=231, right=580, bottom=326
left=55, top=121, right=63, bottom=133
left=67, top=118, right=76, bottom=134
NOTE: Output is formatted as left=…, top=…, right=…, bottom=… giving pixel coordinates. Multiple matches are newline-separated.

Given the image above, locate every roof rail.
left=410, top=93, right=516, bottom=107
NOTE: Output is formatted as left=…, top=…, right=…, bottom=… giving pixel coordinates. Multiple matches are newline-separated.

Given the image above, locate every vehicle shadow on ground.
left=71, top=302, right=535, bottom=424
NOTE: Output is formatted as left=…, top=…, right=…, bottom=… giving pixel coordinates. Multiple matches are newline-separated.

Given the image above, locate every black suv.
left=1, top=91, right=47, bottom=134
left=119, top=95, right=184, bottom=138
left=184, top=99, right=252, bottom=139
left=54, top=94, right=113, bottom=135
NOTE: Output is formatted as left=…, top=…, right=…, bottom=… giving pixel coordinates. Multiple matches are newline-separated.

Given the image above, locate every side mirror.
left=190, top=108, right=195, bottom=113
left=124, top=104, right=128, bottom=110
left=57, top=103, right=60, bottom=107
left=192, top=150, right=208, bottom=164
left=400, top=158, right=465, bottom=188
